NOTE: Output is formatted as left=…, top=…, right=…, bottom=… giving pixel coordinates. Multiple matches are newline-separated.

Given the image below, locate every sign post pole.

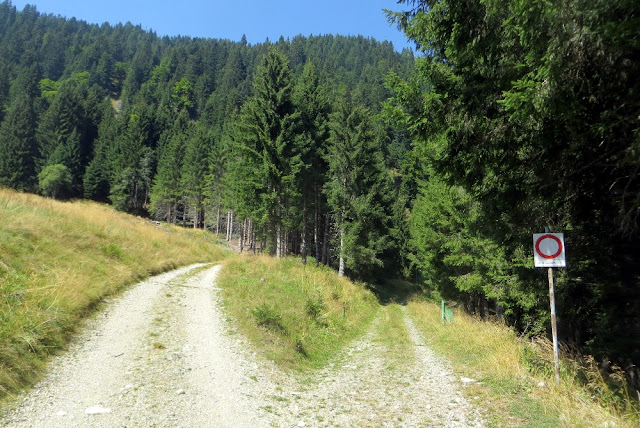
left=547, top=265, right=561, bottom=384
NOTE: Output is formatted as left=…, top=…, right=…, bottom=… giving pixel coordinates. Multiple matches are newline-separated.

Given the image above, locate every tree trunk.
left=276, top=224, right=282, bottom=258
left=226, top=211, right=230, bottom=241
left=215, top=204, right=221, bottom=236
left=314, top=200, right=320, bottom=265
left=338, top=223, right=345, bottom=277
left=496, top=300, right=504, bottom=322
left=322, top=214, right=330, bottom=265
left=480, top=295, right=489, bottom=320
left=301, top=203, right=307, bottom=264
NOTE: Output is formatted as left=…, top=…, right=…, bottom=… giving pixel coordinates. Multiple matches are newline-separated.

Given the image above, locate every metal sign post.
left=533, top=229, right=566, bottom=384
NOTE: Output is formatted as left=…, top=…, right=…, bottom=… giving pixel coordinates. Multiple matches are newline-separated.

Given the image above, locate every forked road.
left=1, top=264, right=483, bottom=427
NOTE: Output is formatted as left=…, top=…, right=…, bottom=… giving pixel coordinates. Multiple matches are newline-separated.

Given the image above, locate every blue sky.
left=10, top=1, right=413, bottom=51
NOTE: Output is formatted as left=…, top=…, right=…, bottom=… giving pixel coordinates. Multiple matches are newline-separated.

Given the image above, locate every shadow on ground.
left=367, top=279, right=433, bottom=306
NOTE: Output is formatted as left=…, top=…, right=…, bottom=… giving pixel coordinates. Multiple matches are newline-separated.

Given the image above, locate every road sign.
left=533, top=233, right=566, bottom=268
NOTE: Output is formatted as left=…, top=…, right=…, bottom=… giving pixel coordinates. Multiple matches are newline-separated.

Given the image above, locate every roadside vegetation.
left=216, top=255, right=379, bottom=370
left=0, top=188, right=231, bottom=401
left=407, top=299, right=639, bottom=428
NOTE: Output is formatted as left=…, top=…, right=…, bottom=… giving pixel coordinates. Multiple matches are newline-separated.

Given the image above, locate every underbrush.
left=0, top=188, right=231, bottom=401
left=406, top=299, right=639, bottom=427
left=216, top=255, right=379, bottom=370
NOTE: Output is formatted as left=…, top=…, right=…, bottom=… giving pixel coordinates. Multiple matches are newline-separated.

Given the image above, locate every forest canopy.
left=386, top=0, right=640, bottom=375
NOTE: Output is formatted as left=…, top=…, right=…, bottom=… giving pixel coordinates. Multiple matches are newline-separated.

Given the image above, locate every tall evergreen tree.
left=324, top=99, right=393, bottom=278
left=180, top=124, right=210, bottom=228
left=149, top=110, right=191, bottom=222
left=293, top=61, right=331, bottom=263
left=231, top=48, right=302, bottom=256
left=110, top=111, right=153, bottom=213
left=0, top=95, right=38, bottom=190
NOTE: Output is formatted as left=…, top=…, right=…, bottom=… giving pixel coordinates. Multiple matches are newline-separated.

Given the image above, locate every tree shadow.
left=367, top=278, right=431, bottom=306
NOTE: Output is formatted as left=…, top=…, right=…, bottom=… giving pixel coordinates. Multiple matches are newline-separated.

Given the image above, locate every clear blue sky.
left=10, top=0, right=413, bottom=51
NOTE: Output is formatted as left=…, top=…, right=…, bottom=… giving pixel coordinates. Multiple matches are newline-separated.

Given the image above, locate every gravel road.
left=1, top=264, right=484, bottom=427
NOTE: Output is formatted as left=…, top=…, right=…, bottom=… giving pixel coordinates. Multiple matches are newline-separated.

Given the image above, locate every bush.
left=251, top=304, right=286, bottom=334
left=38, top=164, right=72, bottom=199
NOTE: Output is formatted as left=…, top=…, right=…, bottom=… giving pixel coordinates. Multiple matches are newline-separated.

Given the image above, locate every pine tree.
left=231, top=48, right=303, bottom=256
left=0, top=69, right=40, bottom=190
left=180, top=125, right=210, bottom=228
left=324, top=99, right=392, bottom=278
left=84, top=100, right=120, bottom=201
left=293, top=61, right=331, bottom=263
left=0, top=96, right=38, bottom=190
left=149, top=110, right=191, bottom=222
left=110, top=111, right=153, bottom=213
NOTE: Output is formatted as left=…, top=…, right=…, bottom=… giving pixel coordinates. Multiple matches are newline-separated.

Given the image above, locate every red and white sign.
left=533, top=233, right=566, bottom=268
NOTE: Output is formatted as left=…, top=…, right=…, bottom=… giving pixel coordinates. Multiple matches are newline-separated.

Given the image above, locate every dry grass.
left=216, top=255, right=379, bottom=370
left=406, top=300, right=639, bottom=427
left=409, top=300, right=638, bottom=427
left=0, top=188, right=231, bottom=400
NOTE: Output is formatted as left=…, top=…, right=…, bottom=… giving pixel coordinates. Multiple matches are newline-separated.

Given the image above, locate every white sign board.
left=533, top=233, right=566, bottom=268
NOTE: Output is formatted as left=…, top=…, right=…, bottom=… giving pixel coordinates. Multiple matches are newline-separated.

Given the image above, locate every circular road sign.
left=535, top=234, right=563, bottom=259
left=532, top=233, right=566, bottom=268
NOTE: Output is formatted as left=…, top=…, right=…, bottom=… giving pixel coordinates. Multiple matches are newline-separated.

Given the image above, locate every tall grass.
left=406, top=299, right=639, bottom=427
left=0, top=189, right=230, bottom=400
left=216, top=255, right=379, bottom=370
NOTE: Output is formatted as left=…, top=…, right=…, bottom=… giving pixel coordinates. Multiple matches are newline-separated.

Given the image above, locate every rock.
left=85, top=406, right=111, bottom=415
left=55, top=410, right=67, bottom=417
left=460, top=377, right=477, bottom=384
left=297, top=422, right=306, bottom=427
left=176, top=389, right=185, bottom=395
left=537, top=381, right=546, bottom=388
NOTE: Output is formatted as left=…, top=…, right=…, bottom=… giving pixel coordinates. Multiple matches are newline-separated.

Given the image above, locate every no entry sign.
left=533, top=233, right=566, bottom=267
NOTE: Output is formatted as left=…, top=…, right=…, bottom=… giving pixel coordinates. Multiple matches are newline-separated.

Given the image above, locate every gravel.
left=1, top=264, right=484, bottom=427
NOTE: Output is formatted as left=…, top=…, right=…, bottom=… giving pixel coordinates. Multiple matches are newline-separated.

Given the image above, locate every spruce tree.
left=231, top=48, right=302, bottom=256
left=180, top=125, right=210, bottom=228
left=0, top=96, right=38, bottom=190
left=293, top=62, right=331, bottom=263
left=149, top=110, right=191, bottom=222
left=324, top=98, right=392, bottom=278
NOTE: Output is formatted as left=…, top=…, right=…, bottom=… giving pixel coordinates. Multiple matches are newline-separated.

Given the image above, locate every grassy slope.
left=0, top=188, right=231, bottom=399
left=216, top=255, right=380, bottom=371
left=407, top=299, right=639, bottom=428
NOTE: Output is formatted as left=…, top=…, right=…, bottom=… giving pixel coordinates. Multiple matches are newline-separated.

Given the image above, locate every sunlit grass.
left=406, top=299, right=639, bottom=427
left=216, top=255, right=379, bottom=371
left=0, top=188, right=231, bottom=400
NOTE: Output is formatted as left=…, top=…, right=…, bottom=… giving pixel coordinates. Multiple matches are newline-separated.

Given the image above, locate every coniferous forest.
left=1, top=0, right=639, bottom=384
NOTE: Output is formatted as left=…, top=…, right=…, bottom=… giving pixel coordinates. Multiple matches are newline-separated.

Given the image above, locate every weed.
left=295, top=337, right=309, bottom=357
left=305, top=297, right=326, bottom=319
left=103, top=244, right=124, bottom=259
left=305, top=297, right=328, bottom=327
left=252, top=304, right=287, bottom=334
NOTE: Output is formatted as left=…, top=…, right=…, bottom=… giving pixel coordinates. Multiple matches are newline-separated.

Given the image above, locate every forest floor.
left=0, top=264, right=484, bottom=427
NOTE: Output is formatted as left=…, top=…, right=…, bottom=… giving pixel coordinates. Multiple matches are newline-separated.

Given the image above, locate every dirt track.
left=1, top=264, right=483, bottom=427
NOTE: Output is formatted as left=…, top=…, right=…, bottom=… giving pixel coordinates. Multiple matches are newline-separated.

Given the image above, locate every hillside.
left=0, top=188, right=230, bottom=397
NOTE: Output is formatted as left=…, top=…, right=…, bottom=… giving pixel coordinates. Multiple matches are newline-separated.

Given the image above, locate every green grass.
left=405, top=298, right=639, bottom=428
left=216, top=255, right=379, bottom=370
left=373, top=303, right=413, bottom=371
left=0, top=188, right=231, bottom=402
